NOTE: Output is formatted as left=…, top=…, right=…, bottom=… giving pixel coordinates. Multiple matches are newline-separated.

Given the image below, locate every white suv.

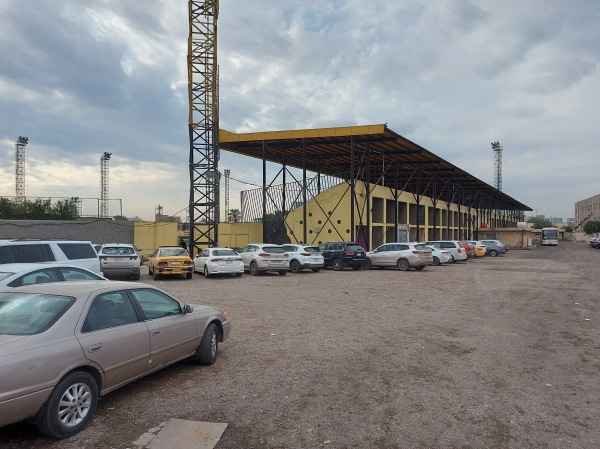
left=239, top=243, right=289, bottom=276
left=424, top=240, right=468, bottom=262
left=281, top=244, right=325, bottom=273
left=366, top=242, right=433, bottom=271
left=0, top=239, right=101, bottom=274
left=98, top=243, right=141, bottom=280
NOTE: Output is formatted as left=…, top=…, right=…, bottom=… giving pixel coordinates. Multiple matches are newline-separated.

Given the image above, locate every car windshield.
left=160, top=248, right=189, bottom=257
left=414, top=244, right=430, bottom=251
left=213, top=249, right=237, bottom=256
left=347, top=245, right=364, bottom=252
left=0, top=271, right=15, bottom=281
left=103, top=246, right=134, bottom=255
left=0, top=292, right=74, bottom=335
left=262, top=247, right=286, bottom=254
left=304, top=246, right=320, bottom=253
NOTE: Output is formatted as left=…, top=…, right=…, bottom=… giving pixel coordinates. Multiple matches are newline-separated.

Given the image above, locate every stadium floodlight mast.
left=15, top=136, right=29, bottom=203
left=491, top=141, right=503, bottom=191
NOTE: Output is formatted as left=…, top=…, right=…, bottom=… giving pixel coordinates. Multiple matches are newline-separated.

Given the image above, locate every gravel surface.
left=1, top=242, right=599, bottom=448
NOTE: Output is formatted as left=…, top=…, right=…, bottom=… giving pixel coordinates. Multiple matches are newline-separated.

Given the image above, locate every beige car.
left=366, top=242, right=433, bottom=271
left=0, top=280, right=230, bottom=439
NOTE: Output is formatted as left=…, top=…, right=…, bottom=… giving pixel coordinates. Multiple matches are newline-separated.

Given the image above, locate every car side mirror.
left=183, top=304, right=193, bottom=314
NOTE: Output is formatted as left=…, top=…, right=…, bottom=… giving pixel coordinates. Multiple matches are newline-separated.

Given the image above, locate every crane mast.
left=188, top=0, right=219, bottom=256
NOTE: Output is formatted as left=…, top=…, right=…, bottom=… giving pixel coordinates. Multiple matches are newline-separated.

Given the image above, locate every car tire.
left=278, top=270, right=287, bottom=276
left=250, top=261, right=260, bottom=276
left=432, top=256, right=440, bottom=266
left=351, top=265, right=362, bottom=270
left=235, top=272, right=243, bottom=277
left=415, top=266, right=425, bottom=271
left=489, top=249, right=498, bottom=257
left=364, top=259, right=372, bottom=270
left=192, top=323, right=219, bottom=365
left=133, top=272, right=141, bottom=281
left=186, top=272, right=193, bottom=279
left=397, top=259, right=410, bottom=271
left=290, top=260, right=301, bottom=273
left=311, top=268, right=321, bottom=273
left=152, top=268, right=159, bottom=280
left=37, top=371, right=98, bottom=439
left=204, top=266, right=211, bottom=278
left=332, top=258, right=343, bottom=271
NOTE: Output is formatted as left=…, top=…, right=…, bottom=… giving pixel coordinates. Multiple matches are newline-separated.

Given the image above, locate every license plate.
left=226, top=260, right=232, bottom=264
left=171, top=261, right=181, bottom=265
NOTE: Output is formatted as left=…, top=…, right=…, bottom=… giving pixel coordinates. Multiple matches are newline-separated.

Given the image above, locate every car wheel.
left=152, top=268, right=159, bottom=280
left=311, top=268, right=321, bottom=273
left=37, top=371, right=98, bottom=439
left=490, top=249, right=498, bottom=257
left=204, top=265, right=211, bottom=278
left=290, top=260, right=301, bottom=273
left=278, top=270, right=287, bottom=276
left=351, top=265, right=362, bottom=270
left=432, top=256, right=440, bottom=266
left=186, top=272, right=193, bottom=279
left=415, top=266, right=425, bottom=271
left=332, top=258, right=343, bottom=271
left=364, top=259, right=372, bottom=270
left=397, top=259, right=410, bottom=271
left=133, top=272, right=141, bottom=281
left=235, top=272, right=243, bottom=277
left=250, top=261, right=260, bottom=276
left=192, top=323, right=219, bottom=365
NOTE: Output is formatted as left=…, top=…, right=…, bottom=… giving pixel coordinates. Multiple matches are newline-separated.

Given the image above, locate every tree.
left=583, top=220, right=600, bottom=235
left=526, top=216, right=553, bottom=229
left=563, top=226, right=573, bottom=233
left=227, top=208, right=241, bottom=223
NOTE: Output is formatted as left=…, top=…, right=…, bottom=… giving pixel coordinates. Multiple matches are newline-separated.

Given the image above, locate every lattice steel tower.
left=15, top=136, right=28, bottom=203
left=187, top=0, right=219, bottom=256
left=100, top=152, right=112, bottom=218
left=491, top=141, right=503, bottom=191
left=224, top=168, right=230, bottom=222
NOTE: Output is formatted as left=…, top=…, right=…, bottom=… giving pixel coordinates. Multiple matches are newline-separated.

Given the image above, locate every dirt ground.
left=1, top=241, right=599, bottom=449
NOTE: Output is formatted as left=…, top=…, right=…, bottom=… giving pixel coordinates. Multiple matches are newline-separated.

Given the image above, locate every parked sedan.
left=424, top=245, right=453, bottom=266
left=0, top=280, right=230, bottom=438
left=479, top=240, right=507, bottom=257
left=0, top=263, right=107, bottom=292
left=238, top=243, right=289, bottom=276
left=147, top=246, right=193, bottom=280
left=366, top=242, right=433, bottom=271
left=281, top=244, right=324, bottom=273
left=193, top=247, right=244, bottom=278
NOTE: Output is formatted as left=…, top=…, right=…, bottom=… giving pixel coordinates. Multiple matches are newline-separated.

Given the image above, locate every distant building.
left=575, top=194, right=600, bottom=228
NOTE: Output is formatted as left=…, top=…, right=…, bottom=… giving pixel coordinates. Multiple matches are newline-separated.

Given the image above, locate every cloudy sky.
left=1, top=0, right=598, bottom=222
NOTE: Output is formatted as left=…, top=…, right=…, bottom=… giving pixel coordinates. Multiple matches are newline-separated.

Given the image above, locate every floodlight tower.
left=100, top=152, right=112, bottom=218
left=491, top=141, right=503, bottom=191
left=188, top=0, right=219, bottom=256
left=15, top=136, right=28, bottom=203
left=224, top=168, right=230, bottom=222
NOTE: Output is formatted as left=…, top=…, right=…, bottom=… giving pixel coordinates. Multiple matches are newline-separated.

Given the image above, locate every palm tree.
left=228, top=209, right=241, bottom=223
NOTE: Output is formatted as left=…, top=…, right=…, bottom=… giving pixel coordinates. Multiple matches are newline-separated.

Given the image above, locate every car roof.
left=4, top=280, right=153, bottom=297
left=101, top=243, right=134, bottom=247
left=0, top=263, right=95, bottom=273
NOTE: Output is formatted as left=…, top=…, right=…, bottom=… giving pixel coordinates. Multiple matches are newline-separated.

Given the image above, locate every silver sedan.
left=0, top=280, right=230, bottom=439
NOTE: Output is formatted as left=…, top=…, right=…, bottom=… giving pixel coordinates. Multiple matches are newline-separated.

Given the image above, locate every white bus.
left=541, top=227, right=558, bottom=246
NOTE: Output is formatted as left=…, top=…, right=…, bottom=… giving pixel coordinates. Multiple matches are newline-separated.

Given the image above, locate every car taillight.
left=183, top=260, right=192, bottom=266
left=157, top=261, right=168, bottom=267
left=235, top=257, right=243, bottom=261
left=210, top=258, right=222, bottom=262
left=344, top=250, right=355, bottom=255
left=300, top=253, right=312, bottom=256
left=130, top=256, right=138, bottom=260
left=258, top=252, right=268, bottom=257
left=412, top=251, right=420, bottom=254
left=457, top=248, right=463, bottom=253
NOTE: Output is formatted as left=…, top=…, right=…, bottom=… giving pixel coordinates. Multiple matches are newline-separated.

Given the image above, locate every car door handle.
left=151, top=330, right=161, bottom=335
left=89, top=344, right=102, bottom=352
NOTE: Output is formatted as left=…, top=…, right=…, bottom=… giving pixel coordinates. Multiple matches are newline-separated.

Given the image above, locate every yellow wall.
left=134, top=221, right=179, bottom=258
left=212, top=222, right=262, bottom=249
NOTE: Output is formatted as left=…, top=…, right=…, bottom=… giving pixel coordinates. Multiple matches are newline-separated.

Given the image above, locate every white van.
left=0, top=239, right=101, bottom=274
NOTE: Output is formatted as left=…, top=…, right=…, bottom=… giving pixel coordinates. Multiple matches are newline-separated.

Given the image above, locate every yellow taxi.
left=466, top=241, right=487, bottom=257
left=147, top=246, right=193, bottom=280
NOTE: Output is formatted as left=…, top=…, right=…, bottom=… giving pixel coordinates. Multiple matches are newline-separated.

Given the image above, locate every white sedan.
left=0, top=263, right=107, bottom=292
left=425, top=245, right=453, bottom=266
left=193, top=247, right=244, bottom=278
